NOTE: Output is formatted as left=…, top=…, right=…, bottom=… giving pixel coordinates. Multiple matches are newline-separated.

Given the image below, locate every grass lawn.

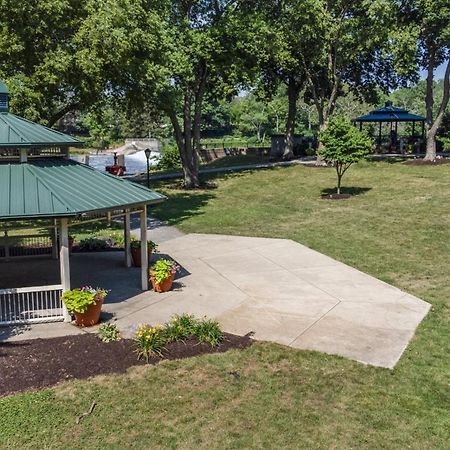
left=2, top=160, right=450, bottom=449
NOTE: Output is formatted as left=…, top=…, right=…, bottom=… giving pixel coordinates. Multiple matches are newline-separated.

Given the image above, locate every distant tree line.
left=0, top=0, right=448, bottom=187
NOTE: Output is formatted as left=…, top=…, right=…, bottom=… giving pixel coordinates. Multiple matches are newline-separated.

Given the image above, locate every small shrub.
left=163, top=314, right=199, bottom=343
left=320, top=116, right=372, bottom=194
left=78, top=237, right=109, bottom=252
left=97, top=323, right=121, bottom=342
left=135, top=324, right=165, bottom=360
left=156, top=144, right=182, bottom=171
left=194, top=317, right=224, bottom=347
left=107, top=231, right=125, bottom=247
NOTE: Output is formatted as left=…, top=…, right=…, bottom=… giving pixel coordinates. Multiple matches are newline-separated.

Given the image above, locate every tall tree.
left=242, top=0, right=325, bottom=159
left=0, top=0, right=89, bottom=125
left=161, top=0, right=248, bottom=187
left=395, top=0, right=450, bottom=160
left=302, top=0, right=398, bottom=145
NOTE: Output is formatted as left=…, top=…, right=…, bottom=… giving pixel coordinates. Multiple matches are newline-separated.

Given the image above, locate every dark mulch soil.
left=0, top=332, right=252, bottom=397
left=321, top=193, right=352, bottom=200
left=403, top=157, right=450, bottom=166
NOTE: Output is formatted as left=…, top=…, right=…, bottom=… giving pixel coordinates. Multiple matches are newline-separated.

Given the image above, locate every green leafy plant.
left=135, top=324, right=165, bottom=360
left=155, top=144, right=182, bottom=171
left=107, top=230, right=125, bottom=247
left=130, top=237, right=158, bottom=251
left=163, top=314, right=199, bottom=343
left=194, top=317, right=224, bottom=347
left=97, top=323, right=121, bottom=342
left=150, top=259, right=180, bottom=284
left=78, top=237, right=109, bottom=252
left=61, top=286, right=108, bottom=314
left=320, top=116, right=372, bottom=194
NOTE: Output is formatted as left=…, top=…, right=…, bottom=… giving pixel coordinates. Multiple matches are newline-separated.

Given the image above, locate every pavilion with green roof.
left=0, top=81, right=166, bottom=325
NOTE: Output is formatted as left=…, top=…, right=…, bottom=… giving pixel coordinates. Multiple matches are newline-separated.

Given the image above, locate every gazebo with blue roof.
left=353, top=101, right=426, bottom=152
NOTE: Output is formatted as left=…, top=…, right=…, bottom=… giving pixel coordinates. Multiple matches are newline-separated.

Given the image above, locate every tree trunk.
left=425, top=58, right=450, bottom=161
left=283, top=77, right=298, bottom=160
left=192, top=64, right=208, bottom=160
left=336, top=164, right=341, bottom=195
left=167, top=94, right=200, bottom=189
left=315, top=107, right=327, bottom=165
left=424, top=51, right=436, bottom=161
left=182, top=90, right=200, bottom=188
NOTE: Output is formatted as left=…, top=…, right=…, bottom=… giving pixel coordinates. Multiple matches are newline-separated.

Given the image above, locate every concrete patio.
left=0, top=233, right=430, bottom=368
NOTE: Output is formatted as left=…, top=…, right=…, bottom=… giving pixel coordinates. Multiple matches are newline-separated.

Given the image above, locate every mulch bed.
left=403, top=158, right=450, bottom=166
left=321, top=193, right=352, bottom=200
left=0, top=332, right=252, bottom=397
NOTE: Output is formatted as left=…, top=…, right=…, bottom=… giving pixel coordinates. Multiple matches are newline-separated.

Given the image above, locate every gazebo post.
left=59, top=218, right=71, bottom=322
left=124, top=208, right=132, bottom=268
left=140, top=205, right=148, bottom=290
left=421, top=121, right=425, bottom=140
left=412, top=121, right=415, bottom=137
left=379, top=122, right=382, bottom=145
left=51, top=219, right=58, bottom=260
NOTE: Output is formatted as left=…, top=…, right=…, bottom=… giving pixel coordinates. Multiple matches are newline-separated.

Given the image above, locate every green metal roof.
left=0, top=112, right=82, bottom=148
left=0, top=159, right=166, bottom=220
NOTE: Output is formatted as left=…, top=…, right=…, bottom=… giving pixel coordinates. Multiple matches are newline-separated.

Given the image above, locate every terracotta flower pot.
left=131, top=247, right=152, bottom=267
left=73, top=295, right=104, bottom=327
left=149, top=272, right=175, bottom=293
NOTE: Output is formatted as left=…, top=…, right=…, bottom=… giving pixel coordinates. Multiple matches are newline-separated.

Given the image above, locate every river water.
left=71, top=150, right=160, bottom=174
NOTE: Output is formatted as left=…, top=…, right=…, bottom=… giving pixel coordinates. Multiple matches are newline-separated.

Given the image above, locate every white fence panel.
left=0, top=285, right=64, bottom=325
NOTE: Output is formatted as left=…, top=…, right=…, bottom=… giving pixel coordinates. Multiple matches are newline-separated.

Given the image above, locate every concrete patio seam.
left=286, top=300, right=342, bottom=346
left=198, top=257, right=265, bottom=302
left=256, top=248, right=348, bottom=305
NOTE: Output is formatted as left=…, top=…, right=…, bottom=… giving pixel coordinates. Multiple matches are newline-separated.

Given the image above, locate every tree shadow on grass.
left=321, top=186, right=372, bottom=197
left=152, top=191, right=215, bottom=226
left=366, top=156, right=407, bottom=165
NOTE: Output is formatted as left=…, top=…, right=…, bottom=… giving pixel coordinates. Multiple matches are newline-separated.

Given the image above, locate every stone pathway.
left=1, top=229, right=430, bottom=369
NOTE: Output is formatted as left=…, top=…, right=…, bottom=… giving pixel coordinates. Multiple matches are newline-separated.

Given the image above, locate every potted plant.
left=130, top=237, right=158, bottom=267
left=149, top=259, right=180, bottom=293
left=62, top=286, right=108, bottom=327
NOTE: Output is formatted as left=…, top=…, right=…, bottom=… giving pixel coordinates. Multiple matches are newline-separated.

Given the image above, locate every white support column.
left=140, top=205, right=148, bottom=290
left=19, top=148, right=27, bottom=163
left=59, top=218, right=72, bottom=322
left=51, top=219, right=58, bottom=260
left=124, top=209, right=132, bottom=268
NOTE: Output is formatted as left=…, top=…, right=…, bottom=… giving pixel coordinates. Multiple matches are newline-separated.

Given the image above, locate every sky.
left=420, top=62, right=447, bottom=79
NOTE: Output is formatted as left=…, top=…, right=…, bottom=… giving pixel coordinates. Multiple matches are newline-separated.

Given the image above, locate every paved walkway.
left=0, top=232, right=430, bottom=369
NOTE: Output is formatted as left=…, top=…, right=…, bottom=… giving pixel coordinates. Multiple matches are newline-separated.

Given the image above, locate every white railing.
left=0, top=285, right=64, bottom=325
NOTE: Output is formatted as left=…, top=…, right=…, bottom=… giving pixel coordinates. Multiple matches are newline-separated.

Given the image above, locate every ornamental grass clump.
left=163, top=314, right=199, bottom=343
left=134, top=315, right=224, bottom=362
left=135, top=324, right=165, bottom=361
left=194, top=317, right=224, bottom=346
left=61, top=286, right=108, bottom=314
